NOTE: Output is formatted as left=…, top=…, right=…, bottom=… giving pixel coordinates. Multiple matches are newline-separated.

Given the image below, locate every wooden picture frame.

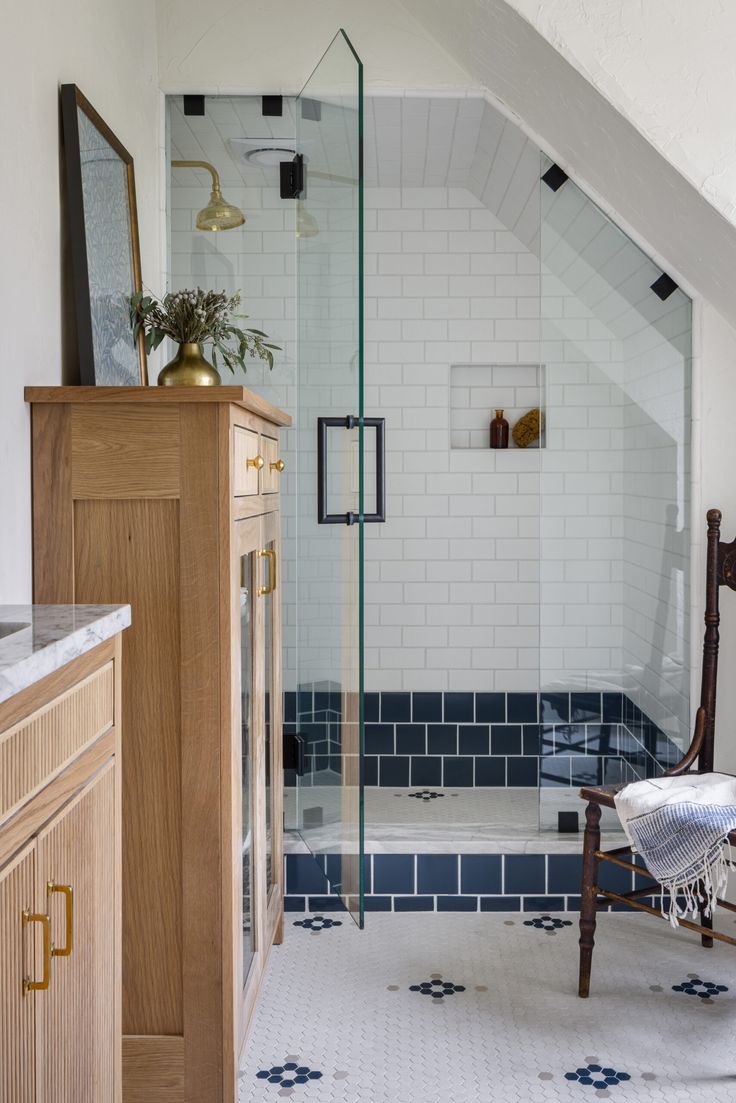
left=61, top=84, right=148, bottom=385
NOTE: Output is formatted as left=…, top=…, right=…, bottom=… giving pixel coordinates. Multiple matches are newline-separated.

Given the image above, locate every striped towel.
left=614, top=773, right=736, bottom=926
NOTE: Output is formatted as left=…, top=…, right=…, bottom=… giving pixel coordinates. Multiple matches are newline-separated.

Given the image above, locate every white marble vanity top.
left=0, top=604, right=131, bottom=704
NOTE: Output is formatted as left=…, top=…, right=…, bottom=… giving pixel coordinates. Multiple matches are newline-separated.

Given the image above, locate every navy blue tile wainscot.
left=283, top=852, right=658, bottom=914
left=321, top=690, right=685, bottom=791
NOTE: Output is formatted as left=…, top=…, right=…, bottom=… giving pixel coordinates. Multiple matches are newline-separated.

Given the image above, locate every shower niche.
left=449, top=362, right=546, bottom=450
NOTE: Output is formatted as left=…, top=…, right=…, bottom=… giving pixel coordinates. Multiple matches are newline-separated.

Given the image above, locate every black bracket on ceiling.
left=280, top=153, right=304, bottom=199
left=183, top=95, right=205, bottom=117
left=262, top=94, right=283, bottom=117
left=650, top=272, right=679, bottom=301
left=541, top=163, right=569, bottom=192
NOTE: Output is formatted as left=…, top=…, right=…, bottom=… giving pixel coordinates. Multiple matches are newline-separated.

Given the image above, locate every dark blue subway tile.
left=381, top=692, right=411, bottom=722
left=602, top=692, right=623, bottom=723
left=476, top=693, right=505, bottom=723
left=504, top=854, right=546, bottom=895
left=427, top=724, right=458, bottom=755
left=394, top=896, right=435, bottom=912
left=522, top=896, right=565, bottom=912
left=522, top=725, right=541, bottom=755
left=362, top=855, right=372, bottom=895
left=551, top=724, right=586, bottom=754
left=507, top=693, right=539, bottom=722
left=570, top=756, right=603, bottom=786
left=491, top=725, right=522, bottom=755
left=284, top=692, right=297, bottom=722
left=379, top=755, right=410, bottom=787
left=284, top=896, right=306, bottom=912
left=571, top=692, right=602, bottom=722
left=297, top=689, right=313, bottom=716
left=584, top=725, right=616, bottom=754
left=363, top=896, right=393, bottom=912
left=443, top=757, right=474, bottom=787
left=461, top=855, right=502, bottom=895
left=540, top=756, right=571, bottom=787
left=364, top=692, right=380, bottom=722
left=599, top=861, right=633, bottom=895
left=475, top=757, right=506, bottom=786
left=365, top=724, right=394, bottom=755
left=417, top=854, right=458, bottom=895
left=438, top=896, right=477, bottom=912
left=507, top=756, right=539, bottom=786
left=412, top=692, right=443, bottom=722
left=566, top=895, right=581, bottom=911
left=481, top=896, right=520, bottom=911
left=541, top=692, right=570, bottom=723
left=444, top=692, right=474, bottom=722
left=396, top=723, right=427, bottom=756
left=411, top=756, right=442, bottom=786
left=373, top=854, right=415, bottom=895
left=363, top=755, right=378, bottom=786
left=315, top=690, right=331, bottom=712
left=547, top=854, right=583, bottom=894
left=307, top=895, right=347, bottom=912
left=458, top=725, right=490, bottom=755
left=286, top=854, right=329, bottom=895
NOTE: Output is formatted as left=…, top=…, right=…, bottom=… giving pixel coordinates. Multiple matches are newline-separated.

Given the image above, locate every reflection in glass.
left=264, top=545, right=273, bottom=892
left=240, top=555, right=254, bottom=982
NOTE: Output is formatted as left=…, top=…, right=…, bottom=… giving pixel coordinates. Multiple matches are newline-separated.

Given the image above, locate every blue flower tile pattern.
left=256, top=1062, right=323, bottom=1088
left=672, top=976, right=728, bottom=999
left=292, top=915, right=342, bottom=932
left=524, top=914, right=573, bottom=933
left=564, top=1063, right=631, bottom=1089
left=409, top=978, right=466, bottom=998
left=407, top=789, right=444, bottom=800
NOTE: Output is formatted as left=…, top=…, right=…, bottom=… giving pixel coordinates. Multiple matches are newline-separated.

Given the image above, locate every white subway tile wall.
left=167, top=94, right=692, bottom=744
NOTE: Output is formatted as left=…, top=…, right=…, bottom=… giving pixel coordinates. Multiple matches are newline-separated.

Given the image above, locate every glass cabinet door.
left=240, top=549, right=256, bottom=985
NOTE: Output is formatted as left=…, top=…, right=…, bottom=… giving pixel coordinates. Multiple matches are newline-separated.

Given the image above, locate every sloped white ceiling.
left=397, top=0, right=736, bottom=328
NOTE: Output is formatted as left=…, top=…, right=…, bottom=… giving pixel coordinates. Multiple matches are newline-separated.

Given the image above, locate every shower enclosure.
left=166, top=80, right=692, bottom=915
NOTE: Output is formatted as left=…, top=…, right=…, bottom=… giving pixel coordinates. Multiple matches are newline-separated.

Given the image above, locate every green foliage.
left=129, top=288, right=280, bottom=373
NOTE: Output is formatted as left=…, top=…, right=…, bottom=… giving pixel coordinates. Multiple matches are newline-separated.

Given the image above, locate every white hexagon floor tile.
left=239, top=911, right=736, bottom=1101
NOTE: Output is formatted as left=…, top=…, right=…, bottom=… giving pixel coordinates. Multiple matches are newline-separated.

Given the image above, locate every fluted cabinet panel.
left=0, top=664, right=114, bottom=823
left=35, top=765, right=116, bottom=1103
left=0, top=844, right=36, bottom=1103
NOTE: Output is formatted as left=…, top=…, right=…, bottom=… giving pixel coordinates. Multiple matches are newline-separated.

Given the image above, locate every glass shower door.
left=293, top=30, right=365, bottom=924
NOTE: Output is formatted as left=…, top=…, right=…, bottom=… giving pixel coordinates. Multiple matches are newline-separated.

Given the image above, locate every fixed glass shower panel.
left=294, top=30, right=365, bottom=924
left=538, top=160, right=692, bottom=833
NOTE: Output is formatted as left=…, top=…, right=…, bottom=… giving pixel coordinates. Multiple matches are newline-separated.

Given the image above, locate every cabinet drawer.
left=232, top=427, right=261, bottom=497
left=260, top=435, right=283, bottom=495
left=0, top=663, right=114, bottom=823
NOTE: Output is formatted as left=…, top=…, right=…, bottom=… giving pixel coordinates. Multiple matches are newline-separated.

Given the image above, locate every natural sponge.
left=512, top=408, right=544, bottom=449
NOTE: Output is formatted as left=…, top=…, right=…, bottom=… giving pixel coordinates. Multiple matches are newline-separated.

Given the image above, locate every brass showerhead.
left=171, top=159, right=245, bottom=231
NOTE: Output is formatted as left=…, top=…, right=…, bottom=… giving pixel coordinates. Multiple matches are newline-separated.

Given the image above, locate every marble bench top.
left=0, top=604, right=131, bottom=705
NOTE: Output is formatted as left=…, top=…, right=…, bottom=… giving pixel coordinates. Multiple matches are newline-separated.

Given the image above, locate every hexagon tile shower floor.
left=238, top=911, right=736, bottom=1102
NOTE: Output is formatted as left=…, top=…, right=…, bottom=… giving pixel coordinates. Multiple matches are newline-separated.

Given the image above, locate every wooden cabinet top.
left=24, top=386, right=292, bottom=428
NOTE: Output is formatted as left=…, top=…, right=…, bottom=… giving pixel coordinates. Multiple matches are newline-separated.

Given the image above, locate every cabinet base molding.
left=122, top=1035, right=184, bottom=1103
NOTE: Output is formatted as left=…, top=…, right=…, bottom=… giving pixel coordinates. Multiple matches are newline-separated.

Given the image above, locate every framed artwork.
left=61, top=84, right=148, bottom=385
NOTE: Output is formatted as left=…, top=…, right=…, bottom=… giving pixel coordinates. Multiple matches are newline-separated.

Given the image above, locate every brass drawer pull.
left=269, top=459, right=285, bottom=473
left=247, top=454, right=264, bottom=470
left=257, top=548, right=277, bottom=596
left=47, top=881, right=73, bottom=957
left=22, top=910, right=51, bottom=994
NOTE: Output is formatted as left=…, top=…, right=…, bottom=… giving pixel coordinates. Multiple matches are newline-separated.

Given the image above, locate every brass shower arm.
left=171, top=159, right=222, bottom=189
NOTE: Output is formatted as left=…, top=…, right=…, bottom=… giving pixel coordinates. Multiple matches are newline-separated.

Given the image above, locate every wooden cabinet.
left=0, top=638, right=123, bottom=1103
left=26, top=387, right=291, bottom=1103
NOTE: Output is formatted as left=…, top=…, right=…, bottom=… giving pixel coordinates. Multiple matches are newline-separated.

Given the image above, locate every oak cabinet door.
left=0, top=844, right=36, bottom=1103
left=35, top=764, right=117, bottom=1103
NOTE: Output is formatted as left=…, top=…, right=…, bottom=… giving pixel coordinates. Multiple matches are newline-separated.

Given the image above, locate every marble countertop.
left=0, top=604, right=131, bottom=705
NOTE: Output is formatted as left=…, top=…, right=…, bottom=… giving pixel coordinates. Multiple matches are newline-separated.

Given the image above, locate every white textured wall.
left=505, top=1, right=736, bottom=229
left=1, top=1, right=161, bottom=602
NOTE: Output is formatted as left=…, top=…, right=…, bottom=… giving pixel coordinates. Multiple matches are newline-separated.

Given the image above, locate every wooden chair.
left=578, top=508, right=736, bottom=997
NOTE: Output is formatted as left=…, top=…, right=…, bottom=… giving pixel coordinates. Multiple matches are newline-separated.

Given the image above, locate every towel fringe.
left=659, top=836, right=732, bottom=928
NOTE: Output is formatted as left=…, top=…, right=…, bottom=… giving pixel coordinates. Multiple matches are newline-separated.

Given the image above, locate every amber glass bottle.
left=490, top=409, right=509, bottom=448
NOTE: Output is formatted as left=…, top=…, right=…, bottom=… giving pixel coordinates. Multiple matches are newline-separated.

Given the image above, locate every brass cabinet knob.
left=270, top=459, right=285, bottom=473
left=247, top=454, right=264, bottom=470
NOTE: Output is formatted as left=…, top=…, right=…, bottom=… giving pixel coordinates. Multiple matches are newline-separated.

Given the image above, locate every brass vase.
left=157, top=342, right=221, bottom=387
